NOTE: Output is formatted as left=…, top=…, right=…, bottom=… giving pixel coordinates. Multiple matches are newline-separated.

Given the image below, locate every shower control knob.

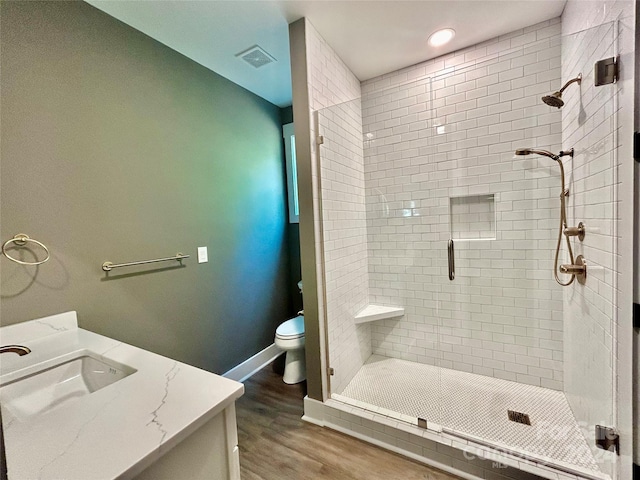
left=563, top=222, right=585, bottom=241
left=559, top=255, right=587, bottom=285
left=559, top=263, right=585, bottom=274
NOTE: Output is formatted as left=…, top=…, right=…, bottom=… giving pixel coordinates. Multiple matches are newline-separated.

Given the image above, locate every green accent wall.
left=0, top=1, right=293, bottom=374
left=278, top=105, right=302, bottom=313
left=280, top=106, right=294, bottom=125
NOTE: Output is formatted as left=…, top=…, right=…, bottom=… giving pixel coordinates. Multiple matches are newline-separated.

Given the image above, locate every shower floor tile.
left=339, top=356, right=601, bottom=474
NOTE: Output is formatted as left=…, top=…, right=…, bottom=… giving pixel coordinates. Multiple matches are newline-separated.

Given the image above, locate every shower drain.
left=507, top=410, right=531, bottom=426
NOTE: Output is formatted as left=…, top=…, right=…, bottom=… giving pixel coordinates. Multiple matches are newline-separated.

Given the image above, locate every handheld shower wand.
left=514, top=147, right=585, bottom=285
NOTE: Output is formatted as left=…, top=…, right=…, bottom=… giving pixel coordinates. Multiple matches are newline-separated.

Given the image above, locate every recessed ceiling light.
left=428, top=28, right=455, bottom=47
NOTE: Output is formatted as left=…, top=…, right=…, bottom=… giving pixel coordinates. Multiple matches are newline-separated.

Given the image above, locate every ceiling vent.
left=236, top=45, right=276, bottom=69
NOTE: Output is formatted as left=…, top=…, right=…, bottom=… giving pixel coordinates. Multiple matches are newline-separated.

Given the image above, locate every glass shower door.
left=317, top=76, right=445, bottom=431
left=434, top=21, right=619, bottom=479
left=315, top=97, right=373, bottom=402
left=360, top=74, right=444, bottom=430
left=556, top=20, right=619, bottom=478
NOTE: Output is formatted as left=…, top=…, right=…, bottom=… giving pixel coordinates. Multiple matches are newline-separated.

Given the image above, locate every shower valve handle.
left=563, top=222, right=585, bottom=241
left=559, top=264, right=585, bottom=274
left=559, top=255, right=587, bottom=285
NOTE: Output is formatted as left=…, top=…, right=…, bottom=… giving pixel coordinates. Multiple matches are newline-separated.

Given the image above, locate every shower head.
left=514, top=148, right=560, bottom=161
left=542, top=92, right=565, bottom=108
left=541, top=73, right=582, bottom=108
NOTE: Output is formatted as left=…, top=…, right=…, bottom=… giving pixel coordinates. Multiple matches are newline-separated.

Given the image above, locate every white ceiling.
left=86, top=1, right=567, bottom=108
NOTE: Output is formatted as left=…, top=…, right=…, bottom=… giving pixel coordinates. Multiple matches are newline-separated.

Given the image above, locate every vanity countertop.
left=0, top=311, right=244, bottom=480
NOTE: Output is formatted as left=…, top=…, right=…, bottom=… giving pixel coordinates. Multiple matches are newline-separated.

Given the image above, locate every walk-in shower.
left=315, top=20, right=620, bottom=480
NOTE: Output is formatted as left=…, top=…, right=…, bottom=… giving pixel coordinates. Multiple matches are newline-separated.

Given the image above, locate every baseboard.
left=301, top=396, right=326, bottom=426
left=222, top=343, right=282, bottom=382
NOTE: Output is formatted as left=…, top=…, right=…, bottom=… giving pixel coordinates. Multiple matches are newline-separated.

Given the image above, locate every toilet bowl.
left=275, top=315, right=305, bottom=384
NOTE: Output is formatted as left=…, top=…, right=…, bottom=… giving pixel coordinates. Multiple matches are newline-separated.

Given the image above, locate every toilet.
left=275, top=315, right=305, bottom=384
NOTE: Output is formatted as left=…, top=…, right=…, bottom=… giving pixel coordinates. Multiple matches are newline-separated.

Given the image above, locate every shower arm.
left=557, top=74, right=582, bottom=94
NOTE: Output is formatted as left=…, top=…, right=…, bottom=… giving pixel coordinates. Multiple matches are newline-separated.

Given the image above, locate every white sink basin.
left=0, top=352, right=136, bottom=420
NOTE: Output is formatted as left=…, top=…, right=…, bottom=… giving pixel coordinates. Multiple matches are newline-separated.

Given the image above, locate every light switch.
left=197, top=246, right=208, bottom=264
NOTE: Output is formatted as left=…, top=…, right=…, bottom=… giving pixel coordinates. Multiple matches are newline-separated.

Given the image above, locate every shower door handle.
left=448, top=239, right=455, bottom=281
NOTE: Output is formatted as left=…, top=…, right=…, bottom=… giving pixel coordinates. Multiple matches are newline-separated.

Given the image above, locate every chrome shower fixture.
left=514, top=147, right=586, bottom=285
left=542, top=73, right=582, bottom=108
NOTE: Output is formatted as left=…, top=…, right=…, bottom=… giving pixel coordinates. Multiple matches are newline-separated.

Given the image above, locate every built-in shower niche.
left=449, top=194, right=496, bottom=240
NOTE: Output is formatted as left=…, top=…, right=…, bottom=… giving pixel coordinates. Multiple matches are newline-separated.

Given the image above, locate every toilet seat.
left=276, top=315, right=304, bottom=339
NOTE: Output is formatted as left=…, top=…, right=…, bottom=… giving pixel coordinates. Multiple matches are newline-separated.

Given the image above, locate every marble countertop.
left=0, top=311, right=244, bottom=480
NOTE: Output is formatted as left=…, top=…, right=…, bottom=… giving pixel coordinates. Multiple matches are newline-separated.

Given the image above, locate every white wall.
left=361, top=19, right=566, bottom=389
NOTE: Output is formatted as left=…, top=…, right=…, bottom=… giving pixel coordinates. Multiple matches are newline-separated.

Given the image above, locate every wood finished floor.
left=235, top=360, right=462, bottom=480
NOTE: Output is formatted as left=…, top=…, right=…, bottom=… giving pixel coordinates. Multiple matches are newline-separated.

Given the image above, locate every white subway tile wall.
left=318, top=100, right=371, bottom=394
left=360, top=19, right=565, bottom=389
left=450, top=195, right=497, bottom=240
left=561, top=3, right=635, bottom=477
left=304, top=19, right=370, bottom=395
left=561, top=20, right=619, bottom=478
left=562, top=0, right=634, bottom=476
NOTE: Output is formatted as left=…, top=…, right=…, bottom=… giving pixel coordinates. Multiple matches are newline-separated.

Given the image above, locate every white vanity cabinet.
left=0, top=312, right=244, bottom=480
left=135, top=403, right=240, bottom=480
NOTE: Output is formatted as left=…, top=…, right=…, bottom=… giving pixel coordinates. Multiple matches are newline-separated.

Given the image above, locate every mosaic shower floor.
left=339, top=356, right=602, bottom=474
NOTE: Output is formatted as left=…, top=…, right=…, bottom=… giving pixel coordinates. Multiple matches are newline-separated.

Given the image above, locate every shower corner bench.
left=354, top=304, right=405, bottom=324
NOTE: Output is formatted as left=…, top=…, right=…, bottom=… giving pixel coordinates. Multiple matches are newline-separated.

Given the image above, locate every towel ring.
left=2, top=234, right=50, bottom=266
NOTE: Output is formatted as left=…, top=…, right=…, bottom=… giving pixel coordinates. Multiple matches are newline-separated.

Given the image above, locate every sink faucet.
left=0, top=345, right=31, bottom=356
left=0, top=347, right=29, bottom=480
left=0, top=346, right=30, bottom=478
